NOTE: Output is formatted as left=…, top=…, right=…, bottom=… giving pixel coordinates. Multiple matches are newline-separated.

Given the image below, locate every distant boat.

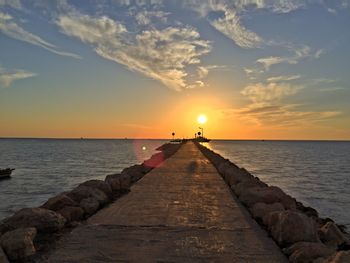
left=0, top=168, right=14, bottom=180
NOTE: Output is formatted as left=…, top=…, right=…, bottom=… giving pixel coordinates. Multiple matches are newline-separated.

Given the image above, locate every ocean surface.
left=0, top=139, right=349, bottom=227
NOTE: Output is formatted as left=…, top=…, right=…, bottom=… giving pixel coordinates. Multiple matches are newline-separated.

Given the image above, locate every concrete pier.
left=39, top=142, right=288, bottom=262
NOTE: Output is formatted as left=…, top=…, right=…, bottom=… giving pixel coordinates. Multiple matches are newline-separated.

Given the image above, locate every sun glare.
left=197, top=114, right=207, bottom=124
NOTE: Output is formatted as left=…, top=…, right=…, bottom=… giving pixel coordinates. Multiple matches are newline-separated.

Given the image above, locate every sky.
left=0, top=0, right=349, bottom=140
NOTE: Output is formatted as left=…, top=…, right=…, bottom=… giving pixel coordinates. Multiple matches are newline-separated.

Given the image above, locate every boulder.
left=57, top=206, right=84, bottom=222
left=283, top=242, right=335, bottom=263
left=0, top=246, right=9, bottom=263
left=121, top=165, right=145, bottom=183
left=296, top=201, right=319, bottom=218
left=41, top=193, right=77, bottom=211
left=1, top=208, right=66, bottom=233
left=217, top=161, right=232, bottom=176
left=264, top=211, right=319, bottom=246
left=232, top=179, right=268, bottom=197
left=239, top=186, right=296, bottom=210
left=67, top=185, right=109, bottom=206
left=326, top=251, right=350, bottom=263
left=0, top=228, right=36, bottom=261
left=79, top=180, right=113, bottom=199
left=105, top=173, right=120, bottom=191
left=250, top=202, right=284, bottom=221
left=79, top=197, right=100, bottom=216
left=223, top=167, right=255, bottom=186
left=319, top=222, right=349, bottom=248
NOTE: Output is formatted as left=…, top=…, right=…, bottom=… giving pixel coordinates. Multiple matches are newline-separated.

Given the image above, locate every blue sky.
left=0, top=0, right=349, bottom=139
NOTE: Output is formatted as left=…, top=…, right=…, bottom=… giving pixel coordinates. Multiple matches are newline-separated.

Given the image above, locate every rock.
left=264, top=211, right=319, bottom=246
left=0, top=246, right=9, bottom=263
left=41, top=193, right=77, bottom=211
left=217, top=161, right=232, bottom=176
left=326, top=251, right=350, bottom=263
left=250, top=202, right=284, bottom=221
left=0, top=228, right=37, bottom=261
left=1, top=208, right=66, bottom=233
left=121, top=165, right=145, bottom=183
left=296, top=201, right=319, bottom=218
left=67, top=185, right=109, bottom=206
left=143, top=152, right=165, bottom=168
left=79, top=197, right=100, bottom=216
left=105, top=173, right=122, bottom=191
left=232, top=179, right=268, bottom=197
left=57, top=206, right=84, bottom=222
left=239, top=186, right=296, bottom=210
left=319, top=222, right=349, bottom=248
left=283, top=242, right=335, bottom=263
left=79, top=180, right=113, bottom=199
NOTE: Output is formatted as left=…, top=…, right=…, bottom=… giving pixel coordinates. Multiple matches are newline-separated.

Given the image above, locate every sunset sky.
left=1, top=0, right=349, bottom=140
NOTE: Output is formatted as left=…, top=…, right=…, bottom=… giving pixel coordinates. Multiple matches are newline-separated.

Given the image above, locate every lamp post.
left=198, top=127, right=204, bottom=138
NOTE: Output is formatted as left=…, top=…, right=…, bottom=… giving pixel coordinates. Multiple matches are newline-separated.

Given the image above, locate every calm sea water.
left=0, top=139, right=349, bottom=227
left=0, top=139, right=166, bottom=220
left=206, top=140, right=350, bottom=227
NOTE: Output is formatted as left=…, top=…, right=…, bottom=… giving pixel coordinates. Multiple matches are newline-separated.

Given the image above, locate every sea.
left=0, top=139, right=349, bottom=227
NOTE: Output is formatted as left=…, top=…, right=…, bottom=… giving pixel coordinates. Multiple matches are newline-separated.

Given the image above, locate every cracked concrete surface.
left=38, top=142, right=288, bottom=262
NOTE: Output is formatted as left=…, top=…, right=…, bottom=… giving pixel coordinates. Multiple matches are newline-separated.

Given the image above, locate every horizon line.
left=0, top=137, right=349, bottom=142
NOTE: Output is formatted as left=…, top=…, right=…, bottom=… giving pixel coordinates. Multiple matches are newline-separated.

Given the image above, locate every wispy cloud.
left=267, top=75, right=301, bottom=82
left=0, top=0, right=22, bottom=10
left=0, top=12, right=80, bottom=59
left=241, top=82, right=301, bottom=103
left=256, top=45, right=324, bottom=70
left=57, top=12, right=211, bottom=91
left=186, top=1, right=263, bottom=48
left=0, top=65, right=37, bottom=87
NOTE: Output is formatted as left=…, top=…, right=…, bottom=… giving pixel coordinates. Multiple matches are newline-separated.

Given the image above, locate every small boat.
left=0, top=168, right=15, bottom=180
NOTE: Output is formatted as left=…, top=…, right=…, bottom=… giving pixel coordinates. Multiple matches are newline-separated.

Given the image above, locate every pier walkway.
left=41, top=142, right=287, bottom=262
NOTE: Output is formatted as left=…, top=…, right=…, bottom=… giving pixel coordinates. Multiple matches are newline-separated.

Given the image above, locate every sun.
left=197, top=114, right=207, bottom=124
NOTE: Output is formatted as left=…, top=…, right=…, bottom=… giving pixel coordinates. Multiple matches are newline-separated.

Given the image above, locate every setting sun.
left=197, top=114, right=207, bottom=124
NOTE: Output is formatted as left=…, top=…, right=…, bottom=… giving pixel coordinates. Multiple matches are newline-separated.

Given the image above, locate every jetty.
left=1, top=141, right=349, bottom=262
left=38, top=142, right=287, bottom=262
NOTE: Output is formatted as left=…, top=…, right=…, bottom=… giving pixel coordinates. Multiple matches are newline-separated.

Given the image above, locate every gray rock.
left=283, top=242, right=335, bottom=263
left=250, top=202, right=284, bottom=221
left=41, top=193, right=77, bottom=211
left=121, top=165, right=145, bottom=183
left=67, top=185, right=109, bottom=206
left=79, top=197, right=100, bottom=216
left=232, top=179, right=268, bottom=197
left=2, top=208, right=66, bottom=233
left=79, top=180, right=113, bottom=199
left=239, top=186, right=296, bottom=210
left=0, top=228, right=36, bottom=261
left=57, top=206, right=85, bottom=222
left=105, top=173, right=122, bottom=191
left=264, top=211, right=319, bottom=246
left=0, top=246, right=9, bottom=263
left=319, top=222, right=349, bottom=248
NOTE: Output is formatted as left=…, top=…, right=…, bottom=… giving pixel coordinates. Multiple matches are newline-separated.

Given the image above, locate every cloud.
left=186, top=1, right=263, bottom=48
left=256, top=45, right=324, bottom=70
left=267, top=75, right=301, bottom=82
left=0, top=0, right=22, bottom=10
left=0, top=12, right=81, bottom=59
left=0, top=65, right=37, bottom=87
left=57, top=12, right=211, bottom=91
left=210, top=6, right=263, bottom=48
left=197, top=65, right=225, bottom=79
left=134, top=10, right=169, bottom=25
left=233, top=0, right=305, bottom=13
left=222, top=103, right=341, bottom=127
left=241, top=82, right=300, bottom=102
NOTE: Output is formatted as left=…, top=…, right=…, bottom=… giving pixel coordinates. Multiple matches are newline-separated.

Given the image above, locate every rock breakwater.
left=195, top=142, right=350, bottom=263
left=0, top=142, right=182, bottom=262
